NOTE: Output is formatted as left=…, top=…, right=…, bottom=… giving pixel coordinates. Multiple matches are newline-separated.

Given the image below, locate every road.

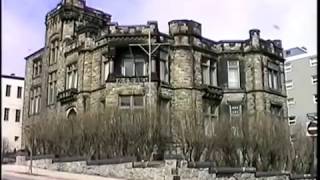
left=2, top=164, right=124, bottom=180
left=2, top=174, right=31, bottom=180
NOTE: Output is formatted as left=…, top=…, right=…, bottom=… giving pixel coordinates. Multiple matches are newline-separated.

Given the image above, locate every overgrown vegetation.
left=24, top=107, right=313, bottom=173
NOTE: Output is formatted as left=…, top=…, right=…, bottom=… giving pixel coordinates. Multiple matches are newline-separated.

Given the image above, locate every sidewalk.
left=2, top=164, right=125, bottom=180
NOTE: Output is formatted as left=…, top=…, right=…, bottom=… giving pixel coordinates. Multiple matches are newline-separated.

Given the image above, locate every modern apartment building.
left=22, top=0, right=288, bottom=149
left=284, top=47, right=317, bottom=134
left=1, top=74, right=24, bottom=152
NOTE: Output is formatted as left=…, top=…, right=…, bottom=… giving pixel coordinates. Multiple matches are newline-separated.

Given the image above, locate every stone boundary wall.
left=15, top=155, right=316, bottom=180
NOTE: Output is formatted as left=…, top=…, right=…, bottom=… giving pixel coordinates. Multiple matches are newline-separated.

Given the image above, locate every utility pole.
left=129, top=28, right=170, bottom=117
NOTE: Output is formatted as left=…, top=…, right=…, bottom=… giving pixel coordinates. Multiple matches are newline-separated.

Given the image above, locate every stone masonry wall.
left=15, top=156, right=316, bottom=180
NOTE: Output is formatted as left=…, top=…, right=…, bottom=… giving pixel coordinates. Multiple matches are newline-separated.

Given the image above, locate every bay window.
left=121, top=54, right=145, bottom=77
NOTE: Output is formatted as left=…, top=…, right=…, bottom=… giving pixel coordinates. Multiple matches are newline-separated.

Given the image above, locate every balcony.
left=201, top=85, right=223, bottom=100
left=57, top=88, right=78, bottom=104
left=114, top=75, right=149, bottom=84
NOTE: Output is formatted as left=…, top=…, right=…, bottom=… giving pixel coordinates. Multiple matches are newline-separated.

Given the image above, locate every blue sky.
left=2, top=0, right=317, bottom=77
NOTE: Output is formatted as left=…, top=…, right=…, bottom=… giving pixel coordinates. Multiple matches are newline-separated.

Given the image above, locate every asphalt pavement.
left=2, top=164, right=124, bottom=180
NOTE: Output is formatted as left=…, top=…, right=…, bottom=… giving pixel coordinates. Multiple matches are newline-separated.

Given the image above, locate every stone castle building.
left=23, top=0, right=287, bottom=148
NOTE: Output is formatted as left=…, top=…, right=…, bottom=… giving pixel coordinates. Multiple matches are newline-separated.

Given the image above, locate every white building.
left=284, top=47, right=317, bottom=139
left=1, top=74, right=24, bottom=152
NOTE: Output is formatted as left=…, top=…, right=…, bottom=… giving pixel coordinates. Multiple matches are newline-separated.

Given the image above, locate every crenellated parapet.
left=168, top=20, right=202, bottom=37
left=167, top=20, right=283, bottom=60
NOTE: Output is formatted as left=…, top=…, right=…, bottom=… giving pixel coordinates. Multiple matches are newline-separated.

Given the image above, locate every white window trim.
left=311, top=75, right=317, bottom=85
left=285, top=80, right=293, bottom=90
left=284, top=63, right=292, bottom=73
left=287, top=98, right=295, bottom=105
left=313, top=94, right=317, bottom=104
left=309, top=58, right=317, bottom=67
left=288, top=116, right=296, bottom=126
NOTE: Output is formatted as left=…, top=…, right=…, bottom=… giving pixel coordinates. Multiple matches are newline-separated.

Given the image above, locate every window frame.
left=285, top=80, right=293, bottom=90
left=288, top=116, right=296, bottom=126
left=15, top=109, right=21, bottom=122
left=313, top=94, right=317, bottom=104
left=66, top=63, right=78, bottom=89
left=202, top=58, right=218, bottom=87
left=29, top=87, right=41, bottom=115
left=4, top=108, right=9, bottom=121
left=227, top=60, right=240, bottom=89
left=5, top=85, right=11, bottom=97
left=48, top=71, right=57, bottom=105
left=311, top=75, right=317, bottom=85
left=49, top=40, right=59, bottom=65
left=119, top=95, right=145, bottom=109
left=33, top=59, right=42, bottom=77
left=203, top=100, right=219, bottom=136
left=284, top=62, right=292, bottom=73
left=121, top=54, right=146, bottom=77
left=309, top=58, right=317, bottom=67
left=268, top=68, right=280, bottom=90
left=287, top=97, right=295, bottom=105
left=270, top=104, right=283, bottom=118
left=160, top=50, right=169, bottom=83
left=17, top=86, right=22, bottom=99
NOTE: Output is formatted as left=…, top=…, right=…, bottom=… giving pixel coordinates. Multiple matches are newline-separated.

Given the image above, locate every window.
left=229, top=104, right=242, bottom=136
left=288, top=116, right=296, bottom=126
left=285, top=80, right=293, bottom=90
left=313, top=94, right=317, bottom=104
left=101, top=54, right=113, bottom=83
left=287, top=98, right=295, bottom=105
left=15, top=109, right=21, bottom=122
left=30, top=87, right=41, bottom=115
left=48, top=71, right=57, bottom=104
left=14, top=136, right=19, bottom=141
left=227, top=61, right=240, bottom=88
left=103, top=60, right=110, bottom=81
left=121, top=54, right=145, bottom=77
left=230, top=105, right=241, bottom=115
left=66, top=64, right=78, bottom=89
left=202, top=58, right=217, bottom=86
left=311, top=75, right=317, bottom=84
left=160, top=98, right=170, bottom=122
left=4, top=108, right=9, bottom=121
left=268, top=68, right=280, bottom=90
left=160, top=51, right=169, bottom=83
left=284, top=63, right=292, bottom=72
left=290, top=134, right=296, bottom=143
left=33, top=59, right=42, bottom=77
left=49, top=40, right=59, bottom=65
left=5, top=85, right=11, bottom=97
left=119, top=95, right=144, bottom=109
left=203, top=101, right=219, bottom=136
left=270, top=104, right=283, bottom=118
left=310, top=58, right=317, bottom=67
left=17, top=86, right=22, bottom=98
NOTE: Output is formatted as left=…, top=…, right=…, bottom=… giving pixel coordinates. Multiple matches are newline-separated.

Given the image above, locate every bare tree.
left=291, top=123, right=313, bottom=173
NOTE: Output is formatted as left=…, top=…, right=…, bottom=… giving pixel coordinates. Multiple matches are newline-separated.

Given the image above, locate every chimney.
left=10, top=73, right=15, bottom=76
